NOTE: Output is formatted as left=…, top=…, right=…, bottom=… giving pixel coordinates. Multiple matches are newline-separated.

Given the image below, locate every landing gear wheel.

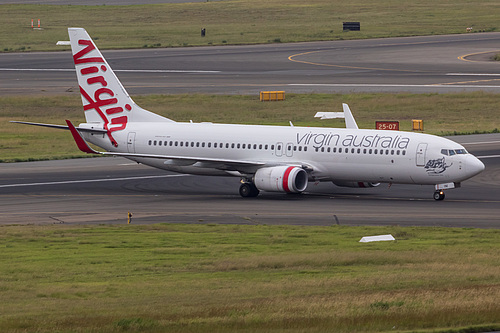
left=433, top=191, right=445, bottom=201
left=239, top=183, right=259, bottom=198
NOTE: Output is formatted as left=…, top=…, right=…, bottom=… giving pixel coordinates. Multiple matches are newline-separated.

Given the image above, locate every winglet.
left=342, top=103, right=359, bottom=129
left=65, top=120, right=100, bottom=155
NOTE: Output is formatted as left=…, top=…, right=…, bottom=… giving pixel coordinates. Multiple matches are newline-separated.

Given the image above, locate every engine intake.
left=254, top=166, right=308, bottom=193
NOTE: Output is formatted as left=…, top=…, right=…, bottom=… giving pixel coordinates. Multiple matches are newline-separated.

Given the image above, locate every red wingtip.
left=65, top=120, right=99, bottom=154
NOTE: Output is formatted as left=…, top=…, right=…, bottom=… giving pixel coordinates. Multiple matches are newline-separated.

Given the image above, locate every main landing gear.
left=239, top=182, right=259, bottom=198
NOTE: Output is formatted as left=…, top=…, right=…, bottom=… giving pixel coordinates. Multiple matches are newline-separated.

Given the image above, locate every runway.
left=1, top=34, right=499, bottom=227
left=0, top=134, right=498, bottom=227
left=3, top=33, right=500, bottom=95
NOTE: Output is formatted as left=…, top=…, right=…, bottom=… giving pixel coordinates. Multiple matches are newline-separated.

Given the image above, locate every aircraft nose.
left=466, top=155, right=485, bottom=178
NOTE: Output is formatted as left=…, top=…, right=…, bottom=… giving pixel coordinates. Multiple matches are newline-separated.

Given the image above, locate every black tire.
left=239, top=183, right=259, bottom=197
left=433, top=191, right=445, bottom=201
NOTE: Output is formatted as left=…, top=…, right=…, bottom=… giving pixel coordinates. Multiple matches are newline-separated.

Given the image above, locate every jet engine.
left=254, top=166, right=308, bottom=193
left=332, top=181, right=380, bottom=188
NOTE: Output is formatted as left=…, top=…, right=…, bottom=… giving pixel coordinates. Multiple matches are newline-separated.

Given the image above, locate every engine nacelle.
left=332, top=181, right=380, bottom=188
left=254, top=166, right=308, bottom=193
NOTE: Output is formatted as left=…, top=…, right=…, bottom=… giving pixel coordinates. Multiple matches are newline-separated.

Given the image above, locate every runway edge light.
left=359, top=234, right=396, bottom=243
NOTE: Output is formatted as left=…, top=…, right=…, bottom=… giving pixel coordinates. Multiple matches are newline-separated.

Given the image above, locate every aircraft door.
left=416, top=143, right=427, bottom=166
left=275, top=142, right=283, bottom=157
left=127, top=132, right=136, bottom=153
left=285, top=142, right=294, bottom=157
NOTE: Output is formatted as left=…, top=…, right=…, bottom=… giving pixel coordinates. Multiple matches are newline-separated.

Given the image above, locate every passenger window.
left=304, top=147, right=307, bottom=152
left=153, top=140, right=157, bottom=146
left=259, top=144, right=262, bottom=149
left=402, top=150, right=406, bottom=155
left=148, top=140, right=152, bottom=145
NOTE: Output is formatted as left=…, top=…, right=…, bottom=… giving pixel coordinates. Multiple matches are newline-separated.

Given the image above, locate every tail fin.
left=68, top=28, right=173, bottom=146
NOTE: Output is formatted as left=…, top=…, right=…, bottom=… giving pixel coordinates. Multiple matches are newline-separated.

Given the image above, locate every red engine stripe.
left=283, top=166, right=294, bottom=192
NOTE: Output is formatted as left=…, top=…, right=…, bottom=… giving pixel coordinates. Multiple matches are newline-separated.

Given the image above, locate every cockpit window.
left=442, top=148, right=468, bottom=156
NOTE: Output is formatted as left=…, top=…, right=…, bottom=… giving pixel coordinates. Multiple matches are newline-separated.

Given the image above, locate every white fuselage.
left=83, top=121, right=484, bottom=186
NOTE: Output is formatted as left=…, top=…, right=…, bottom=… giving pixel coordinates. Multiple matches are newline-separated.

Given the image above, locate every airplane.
left=12, top=28, right=485, bottom=201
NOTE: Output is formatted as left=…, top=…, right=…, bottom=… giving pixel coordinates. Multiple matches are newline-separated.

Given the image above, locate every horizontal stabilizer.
left=314, top=112, right=345, bottom=120
left=10, top=121, right=107, bottom=134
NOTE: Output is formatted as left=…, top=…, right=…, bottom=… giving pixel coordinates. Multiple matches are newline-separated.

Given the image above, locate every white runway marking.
left=461, top=141, right=500, bottom=145
left=0, top=68, right=220, bottom=73
left=477, top=155, right=500, bottom=159
left=0, top=174, right=188, bottom=188
left=447, top=73, right=500, bottom=76
left=288, top=83, right=500, bottom=89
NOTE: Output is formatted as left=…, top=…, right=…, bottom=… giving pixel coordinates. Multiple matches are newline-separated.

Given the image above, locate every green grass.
left=0, top=224, right=499, bottom=332
left=1, top=92, right=499, bottom=162
left=1, top=0, right=500, bottom=51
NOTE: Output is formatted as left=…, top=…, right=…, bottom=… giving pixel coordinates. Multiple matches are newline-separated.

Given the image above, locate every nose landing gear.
left=433, top=182, right=460, bottom=201
left=433, top=190, right=445, bottom=201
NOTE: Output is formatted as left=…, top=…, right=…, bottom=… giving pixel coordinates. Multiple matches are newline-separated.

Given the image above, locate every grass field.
left=0, top=224, right=499, bottom=333
left=1, top=3, right=499, bottom=332
left=1, top=92, right=499, bottom=162
left=0, top=0, right=500, bottom=51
